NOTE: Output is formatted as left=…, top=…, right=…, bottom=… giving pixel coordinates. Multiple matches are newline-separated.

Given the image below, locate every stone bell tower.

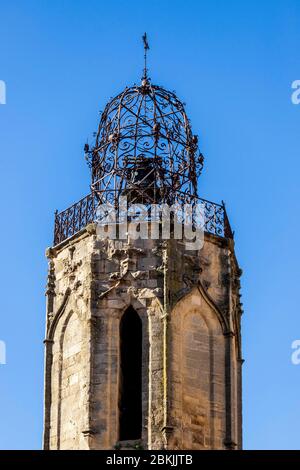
left=43, top=54, right=243, bottom=450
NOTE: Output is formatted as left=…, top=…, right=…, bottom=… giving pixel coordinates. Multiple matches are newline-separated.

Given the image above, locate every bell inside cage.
left=122, top=156, right=165, bottom=204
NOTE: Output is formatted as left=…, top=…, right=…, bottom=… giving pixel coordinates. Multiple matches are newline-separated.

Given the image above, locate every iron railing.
left=54, top=193, right=95, bottom=245
left=53, top=192, right=233, bottom=246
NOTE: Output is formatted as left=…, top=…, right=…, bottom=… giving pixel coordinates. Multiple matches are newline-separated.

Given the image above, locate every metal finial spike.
left=142, top=32, right=150, bottom=80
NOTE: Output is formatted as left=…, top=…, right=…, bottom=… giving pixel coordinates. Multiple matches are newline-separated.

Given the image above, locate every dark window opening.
left=119, top=306, right=142, bottom=441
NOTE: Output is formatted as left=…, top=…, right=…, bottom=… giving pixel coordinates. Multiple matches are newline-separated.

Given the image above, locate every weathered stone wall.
left=87, top=234, right=165, bottom=450
left=169, top=288, right=226, bottom=449
left=46, top=232, right=93, bottom=450
left=166, top=233, right=242, bottom=450
left=44, top=224, right=242, bottom=450
left=50, top=311, right=85, bottom=449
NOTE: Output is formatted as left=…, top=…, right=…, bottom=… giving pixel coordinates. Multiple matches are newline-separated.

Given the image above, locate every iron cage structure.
left=53, top=77, right=233, bottom=245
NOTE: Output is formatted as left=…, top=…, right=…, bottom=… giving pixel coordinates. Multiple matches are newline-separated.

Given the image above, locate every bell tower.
left=43, top=40, right=243, bottom=450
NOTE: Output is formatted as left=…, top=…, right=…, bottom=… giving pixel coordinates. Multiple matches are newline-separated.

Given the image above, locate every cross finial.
left=142, top=32, right=150, bottom=80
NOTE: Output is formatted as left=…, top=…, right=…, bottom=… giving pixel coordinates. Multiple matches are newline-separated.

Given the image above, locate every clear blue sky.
left=0, top=0, right=300, bottom=450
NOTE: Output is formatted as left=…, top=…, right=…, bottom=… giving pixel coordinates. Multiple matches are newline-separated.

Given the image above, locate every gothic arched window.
left=119, top=306, right=142, bottom=441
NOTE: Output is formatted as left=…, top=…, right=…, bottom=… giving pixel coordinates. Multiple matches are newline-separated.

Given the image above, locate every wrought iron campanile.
left=86, top=31, right=203, bottom=208
left=85, top=79, right=203, bottom=207
left=54, top=35, right=232, bottom=244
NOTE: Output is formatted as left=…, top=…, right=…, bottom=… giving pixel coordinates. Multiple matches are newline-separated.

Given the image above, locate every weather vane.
left=142, top=32, right=150, bottom=80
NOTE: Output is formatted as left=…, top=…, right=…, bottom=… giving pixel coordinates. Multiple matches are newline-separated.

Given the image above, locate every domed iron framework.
left=85, top=78, right=204, bottom=206
left=53, top=42, right=233, bottom=245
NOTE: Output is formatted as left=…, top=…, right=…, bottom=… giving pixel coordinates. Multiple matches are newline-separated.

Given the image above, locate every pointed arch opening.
left=119, top=306, right=142, bottom=441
